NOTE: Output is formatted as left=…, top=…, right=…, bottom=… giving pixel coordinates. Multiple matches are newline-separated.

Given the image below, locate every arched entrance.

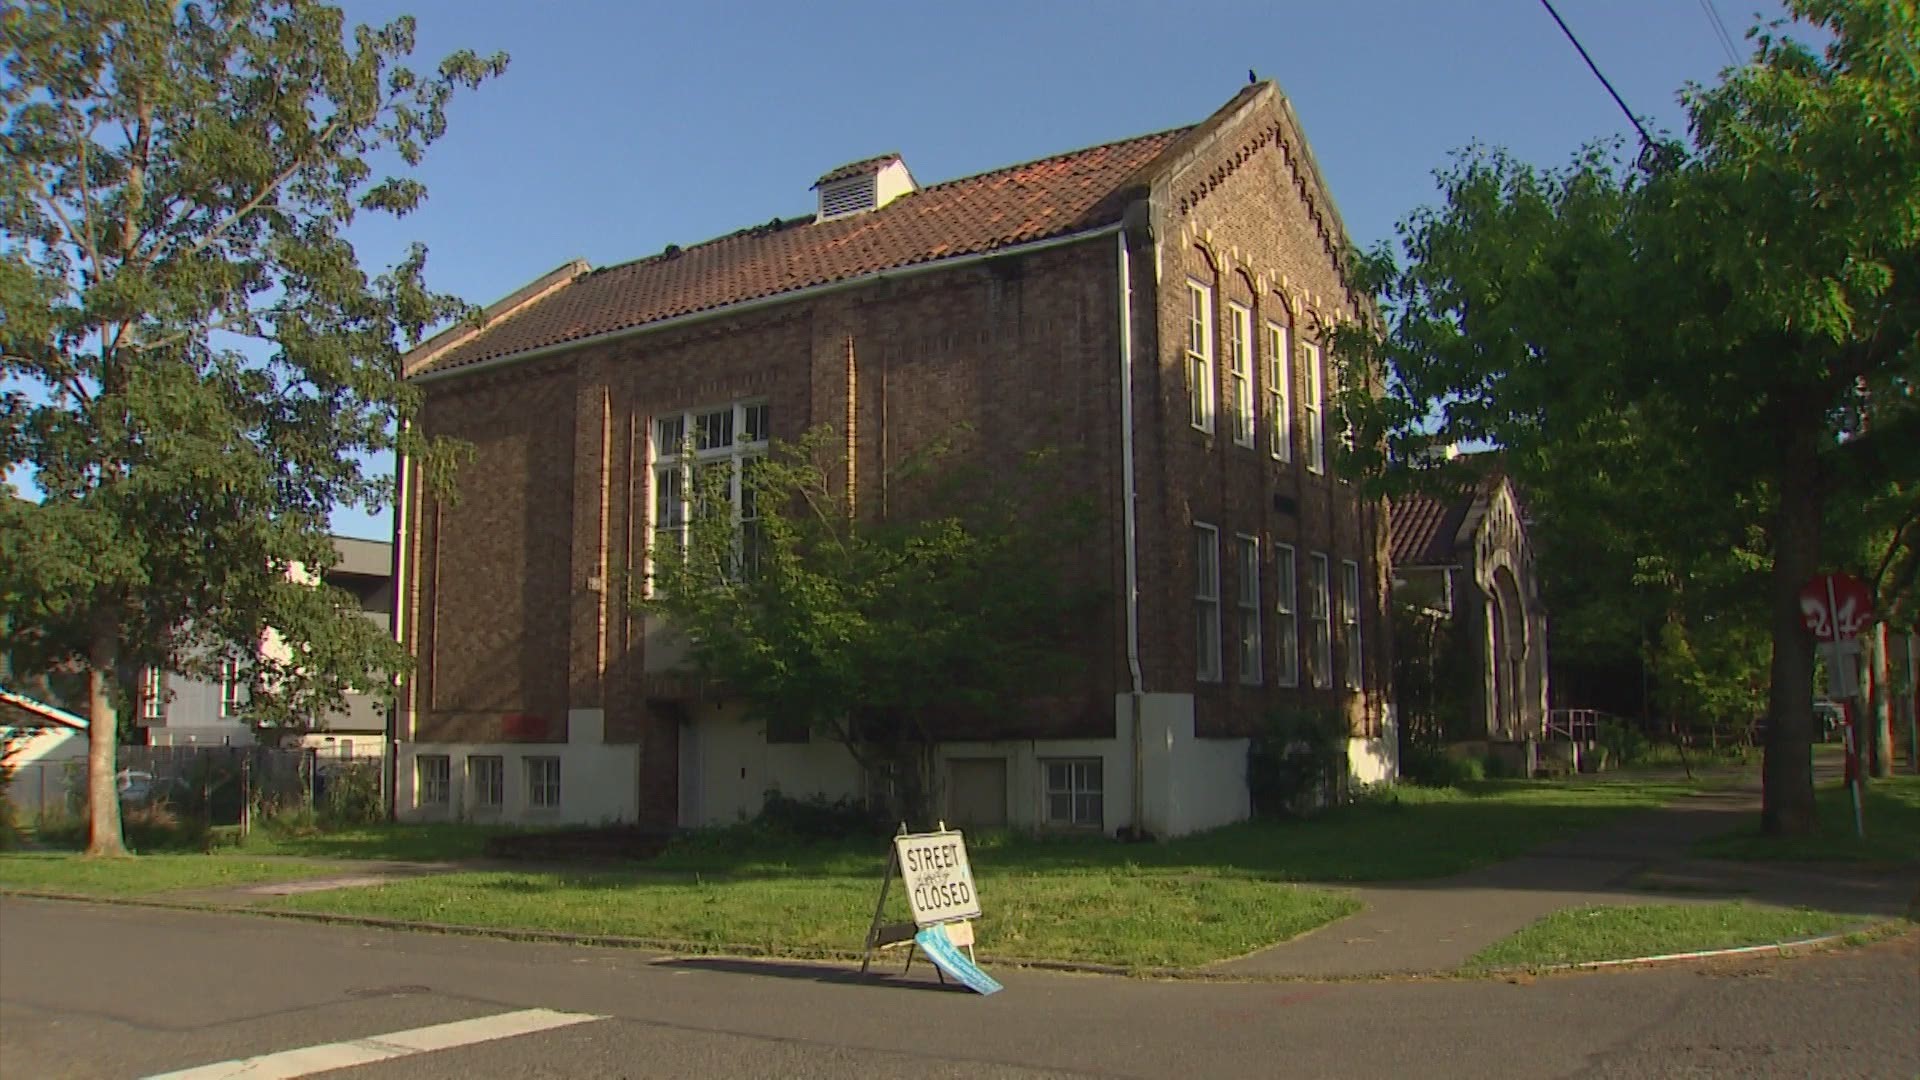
left=1490, top=566, right=1526, bottom=737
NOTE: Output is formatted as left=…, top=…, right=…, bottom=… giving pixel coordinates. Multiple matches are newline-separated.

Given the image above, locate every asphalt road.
left=2, top=897, right=1915, bottom=1079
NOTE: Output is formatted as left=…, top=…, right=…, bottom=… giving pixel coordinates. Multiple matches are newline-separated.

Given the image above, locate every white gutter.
left=386, top=419, right=410, bottom=821
left=412, top=223, right=1128, bottom=385
left=1117, top=227, right=1146, bottom=838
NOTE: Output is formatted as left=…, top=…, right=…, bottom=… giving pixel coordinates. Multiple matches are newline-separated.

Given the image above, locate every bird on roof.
left=1249, top=69, right=1258, bottom=84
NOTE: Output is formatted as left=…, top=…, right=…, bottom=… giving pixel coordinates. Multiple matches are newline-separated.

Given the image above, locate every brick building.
left=391, top=82, right=1394, bottom=835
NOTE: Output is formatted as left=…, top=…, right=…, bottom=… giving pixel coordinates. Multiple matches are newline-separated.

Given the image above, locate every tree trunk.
left=1761, top=425, right=1820, bottom=835
left=86, top=619, right=128, bottom=857
left=1864, top=622, right=1893, bottom=778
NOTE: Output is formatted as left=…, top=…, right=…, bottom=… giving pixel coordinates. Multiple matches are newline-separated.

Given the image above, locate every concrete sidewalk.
left=1210, top=780, right=1920, bottom=978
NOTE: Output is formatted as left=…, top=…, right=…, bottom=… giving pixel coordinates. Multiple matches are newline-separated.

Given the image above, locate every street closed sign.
left=895, top=829, right=981, bottom=925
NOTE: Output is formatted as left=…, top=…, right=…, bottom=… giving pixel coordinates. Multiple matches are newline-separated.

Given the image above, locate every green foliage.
left=1392, top=601, right=1475, bottom=758
left=1333, top=1, right=1920, bottom=830
left=320, top=761, right=383, bottom=826
left=0, top=2, right=506, bottom=852
left=1598, top=718, right=1653, bottom=768
left=1247, top=706, right=1347, bottom=816
left=642, top=425, right=1100, bottom=826
left=1400, top=747, right=1484, bottom=787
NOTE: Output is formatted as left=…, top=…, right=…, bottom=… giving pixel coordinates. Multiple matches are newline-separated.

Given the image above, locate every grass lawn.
left=0, top=852, right=345, bottom=896
left=1466, top=902, right=1864, bottom=970
left=1694, top=776, right=1920, bottom=865
left=271, top=867, right=1358, bottom=968
left=3, top=774, right=1719, bottom=968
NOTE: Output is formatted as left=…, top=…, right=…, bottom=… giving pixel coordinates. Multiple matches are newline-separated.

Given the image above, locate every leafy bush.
left=0, top=772, right=18, bottom=851
left=321, top=763, right=384, bottom=826
left=1481, top=753, right=1515, bottom=780
left=1248, top=707, right=1348, bottom=817
left=1599, top=719, right=1652, bottom=768
left=753, top=791, right=887, bottom=840
left=1400, top=746, right=1485, bottom=787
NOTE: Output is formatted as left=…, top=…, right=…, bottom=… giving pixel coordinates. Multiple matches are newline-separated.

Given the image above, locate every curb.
left=1476, top=919, right=1910, bottom=976
left=6, top=888, right=1909, bottom=984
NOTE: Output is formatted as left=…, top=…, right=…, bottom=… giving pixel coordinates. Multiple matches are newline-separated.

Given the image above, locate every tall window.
left=1226, top=303, right=1254, bottom=448
left=1304, top=341, right=1326, bottom=475
left=417, top=755, right=450, bottom=807
left=1186, top=282, right=1215, bottom=433
left=219, top=658, right=244, bottom=718
left=1342, top=559, right=1364, bottom=690
left=527, top=757, right=561, bottom=810
left=1194, top=523, right=1221, bottom=682
left=1235, top=535, right=1262, bottom=684
left=1043, top=759, right=1104, bottom=828
left=470, top=755, right=504, bottom=808
left=1274, top=544, right=1299, bottom=687
left=141, top=667, right=165, bottom=722
left=1267, top=322, right=1292, bottom=462
left=651, top=401, right=769, bottom=586
left=1308, top=552, right=1333, bottom=688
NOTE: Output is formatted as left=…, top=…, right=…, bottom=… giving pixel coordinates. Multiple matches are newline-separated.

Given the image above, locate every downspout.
left=386, top=421, right=410, bottom=823
left=1116, top=227, right=1146, bottom=837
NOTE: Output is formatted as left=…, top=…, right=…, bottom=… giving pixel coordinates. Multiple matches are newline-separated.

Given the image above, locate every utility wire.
left=1537, top=0, right=1663, bottom=163
left=1698, top=0, right=1741, bottom=65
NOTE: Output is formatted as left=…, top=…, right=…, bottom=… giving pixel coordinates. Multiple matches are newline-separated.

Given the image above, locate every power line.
left=1537, top=0, right=1659, bottom=155
left=1698, top=0, right=1740, bottom=65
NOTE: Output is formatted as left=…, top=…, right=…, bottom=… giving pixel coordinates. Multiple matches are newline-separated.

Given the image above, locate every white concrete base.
left=677, top=701, right=864, bottom=827
left=395, top=709, right=639, bottom=825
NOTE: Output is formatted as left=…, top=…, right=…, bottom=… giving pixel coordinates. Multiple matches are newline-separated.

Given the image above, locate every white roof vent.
left=813, top=154, right=916, bottom=222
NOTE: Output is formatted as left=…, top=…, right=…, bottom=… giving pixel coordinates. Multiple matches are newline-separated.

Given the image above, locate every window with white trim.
left=1194, top=523, right=1221, bottom=682
left=1342, top=559, right=1364, bottom=690
left=1235, top=534, right=1262, bottom=684
left=471, top=755, right=504, bottom=808
left=417, top=754, right=450, bottom=807
left=1043, top=758, right=1103, bottom=828
left=1267, top=322, right=1291, bottom=461
left=1308, top=552, right=1333, bottom=689
left=526, top=756, right=561, bottom=810
left=220, top=658, right=244, bottom=718
left=1305, top=341, right=1326, bottom=475
left=1274, top=544, right=1299, bottom=688
left=650, top=401, right=769, bottom=588
left=1226, top=302, right=1254, bottom=447
left=1186, top=282, right=1215, bottom=433
left=141, top=667, right=165, bottom=723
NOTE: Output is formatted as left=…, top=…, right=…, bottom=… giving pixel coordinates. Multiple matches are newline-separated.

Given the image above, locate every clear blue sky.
left=28, top=0, right=1800, bottom=540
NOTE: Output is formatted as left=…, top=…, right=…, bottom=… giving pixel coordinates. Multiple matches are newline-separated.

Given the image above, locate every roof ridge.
left=915, top=124, right=1195, bottom=195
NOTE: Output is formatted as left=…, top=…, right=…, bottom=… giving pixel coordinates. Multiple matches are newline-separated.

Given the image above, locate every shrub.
left=1480, top=753, right=1515, bottom=780
left=1248, top=707, right=1347, bottom=817
left=320, top=762, right=384, bottom=826
left=753, top=791, right=887, bottom=840
left=1401, top=747, right=1485, bottom=787
left=1599, top=719, right=1652, bottom=768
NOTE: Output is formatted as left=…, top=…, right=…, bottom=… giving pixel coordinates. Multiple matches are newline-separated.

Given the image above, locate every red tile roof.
left=418, top=128, right=1189, bottom=375
left=1388, top=488, right=1471, bottom=568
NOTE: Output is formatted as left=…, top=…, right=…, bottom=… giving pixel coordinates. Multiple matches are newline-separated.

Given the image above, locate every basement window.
left=417, top=755, right=450, bottom=807
left=1043, top=759, right=1103, bottom=829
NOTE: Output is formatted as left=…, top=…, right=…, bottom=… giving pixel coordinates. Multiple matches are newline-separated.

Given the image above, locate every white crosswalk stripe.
left=141, top=1008, right=606, bottom=1080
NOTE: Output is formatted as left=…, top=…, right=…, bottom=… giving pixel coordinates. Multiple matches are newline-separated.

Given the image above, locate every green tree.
left=642, top=427, right=1100, bottom=828
left=0, top=1, right=505, bottom=855
left=1336, top=0, right=1918, bottom=834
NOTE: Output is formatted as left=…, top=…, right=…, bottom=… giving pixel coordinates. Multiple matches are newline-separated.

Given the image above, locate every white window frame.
left=219, top=657, right=244, bottom=718
left=1267, top=322, right=1292, bottom=462
left=1186, top=281, right=1215, bottom=433
left=1042, top=758, right=1104, bottom=828
left=470, top=755, right=504, bottom=808
left=417, top=754, right=450, bottom=807
left=141, top=667, right=165, bottom=722
left=1194, top=522, right=1222, bottom=682
left=1305, top=341, right=1326, bottom=475
left=648, top=400, right=769, bottom=591
left=526, top=756, right=561, bottom=810
left=1226, top=302, right=1254, bottom=448
left=1342, top=559, right=1364, bottom=690
left=1235, top=534, right=1262, bottom=684
left=1274, top=544, right=1299, bottom=688
left=1308, top=552, right=1333, bottom=689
